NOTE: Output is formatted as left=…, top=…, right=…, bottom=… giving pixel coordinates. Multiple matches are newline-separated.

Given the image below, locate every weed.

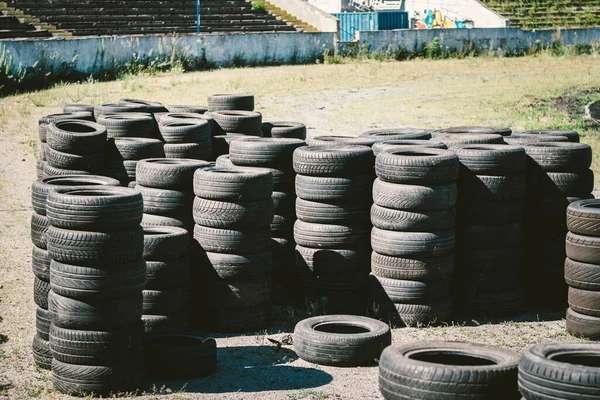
left=287, top=389, right=330, bottom=400
left=24, top=383, right=43, bottom=398
left=0, top=350, right=5, bottom=360
left=251, top=1, right=266, bottom=12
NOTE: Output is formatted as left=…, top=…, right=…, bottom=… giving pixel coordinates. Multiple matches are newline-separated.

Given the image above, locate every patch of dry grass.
left=1, top=54, right=600, bottom=399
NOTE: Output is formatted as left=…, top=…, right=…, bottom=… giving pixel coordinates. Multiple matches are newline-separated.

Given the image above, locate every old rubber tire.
left=294, top=220, right=370, bottom=249
left=370, top=275, right=451, bottom=303
left=142, top=312, right=189, bottom=333
left=566, top=232, right=600, bottom=264
left=567, top=199, right=600, bottom=236
left=31, top=213, right=49, bottom=249
left=454, top=144, right=526, bottom=175
left=164, top=141, right=212, bottom=160
left=295, top=173, right=373, bottom=203
left=261, top=121, right=306, bottom=139
left=457, top=200, right=524, bottom=225
left=527, top=169, right=594, bottom=197
left=229, top=137, right=306, bottom=168
left=158, top=120, right=210, bottom=143
left=306, top=135, right=377, bottom=147
left=106, top=138, right=165, bottom=160
left=145, top=334, right=216, bottom=379
left=118, top=98, right=167, bottom=113
left=165, top=105, right=208, bottom=114
left=519, top=342, right=600, bottom=399
left=296, top=198, right=369, bottom=224
left=193, top=166, right=273, bottom=202
left=47, top=226, right=143, bottom=266
left=36, top=307, right=50, bottom=340
left=524, top=142, right=592, bottom=172
left=458, top=173, right=526, bottom=201
left=372, top=139, right=446, bottom=156
left=209, top=110, right=261, bottom=133
left=136, top=158, right=210, bottom=189
left=207, top=278, right=271, bottom=308
left=34, top=277, right=50, bottom=309
left=566, top=307, right=600, bottom=339
left=143, top=226, right=189, bottom=260
left=378, top=299, right=453, bottom=327
left=436, top=126, right=512, bottom=136
left=517, top=129, right=580, bottom=143
left=43, top=163, right=92, bottom=177
left=293, top=145, right=374, bottom=177
left=31, top=175, right=120, bottom=216
left=371, top=228, right=455, bottom=257
left=138, top=185, right=193, bottom=216
left=63, top=105, right=95, bottom=114
left=39, top=112, right=95, bottom=142
left=207, top=94, right=254, bottom=112
left=380, top=341, right=520, bottom=400
left=146, top=257, right=190, bottom=289
left=294, top=315, right=391, bottom=367
left=295, top=245, right=371, bottom=278
left=96, top=112, right=155, bottom=138
left=371, top=204, right=455, bottom=231
left=192, top=197, right=274, bottom=229
left=568, top=287, right=600, bottom=317
left=373, top=179, right=456, bottom=211
left=371, top=252, right=454, bottom=281
left=360, top=128, right=433, bottom=141
left=142, top=288, right=186, bottom=315
left=46, top=120, right=107, bottom=155
left=564, top=257, right=600, bottom=290
left=32, top=245, right=50, bottom=281
left=32, top=334, right=52, bottom=370
left=193, top=225, right=271, bottom=254
left=376, top=148, right=459, bottom=185
left=459, top=223, right=523, bottom=249
left=203, top=251, right=272, bottom=280
left=433, top=133, right=505, bottom=147
left=141, top=213, right=187, bottom=229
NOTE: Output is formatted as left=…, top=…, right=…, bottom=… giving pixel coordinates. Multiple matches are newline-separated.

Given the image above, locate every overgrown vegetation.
left=251, top=0, right=266, bottom=12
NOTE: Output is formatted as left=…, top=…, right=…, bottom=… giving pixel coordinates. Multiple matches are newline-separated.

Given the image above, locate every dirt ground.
left=1, top=55, right=600, bottom=399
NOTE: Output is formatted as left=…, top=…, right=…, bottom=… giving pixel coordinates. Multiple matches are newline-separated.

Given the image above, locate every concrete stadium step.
left=0, top=28, right=50, bottom=38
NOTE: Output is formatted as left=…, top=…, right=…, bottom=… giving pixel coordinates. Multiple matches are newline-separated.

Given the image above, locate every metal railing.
left=196, top=0, right=201, bottom=33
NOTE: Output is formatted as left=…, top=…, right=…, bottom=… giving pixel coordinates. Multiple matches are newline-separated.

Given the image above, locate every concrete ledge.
left=0, top=32, right=335, bottom=75
left=267, top=0, right=340, bottom=36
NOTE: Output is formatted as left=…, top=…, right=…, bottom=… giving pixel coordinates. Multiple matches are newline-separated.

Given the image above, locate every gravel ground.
left=1, top=56, right=598, bottom=399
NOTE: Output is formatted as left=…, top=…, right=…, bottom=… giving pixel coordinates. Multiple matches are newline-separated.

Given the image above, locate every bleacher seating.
left=0, top=11, right=51, bottom=38
left=2, top=0, right=297, bottom=36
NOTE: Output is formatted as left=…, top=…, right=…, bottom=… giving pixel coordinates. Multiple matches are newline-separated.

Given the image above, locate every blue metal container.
left=332, top=11, right=408, bottom=41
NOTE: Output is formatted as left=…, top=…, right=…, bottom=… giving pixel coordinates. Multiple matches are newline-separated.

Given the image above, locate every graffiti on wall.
left=415, top=9, right=470, bottom=29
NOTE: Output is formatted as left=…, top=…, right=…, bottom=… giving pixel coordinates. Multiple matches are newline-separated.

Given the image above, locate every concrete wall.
left=268, top=0, right=340, bottom=34
left=308, top=0, right=342, bottom=14
left=403, top=0, right=508, bottom=27
left=358, top=27, right=600, bottom=54
left=0, top=32, right=335, bottom=75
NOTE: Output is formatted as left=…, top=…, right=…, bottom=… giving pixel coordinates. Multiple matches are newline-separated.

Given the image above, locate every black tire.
left=567, top=199, right=600, bottom=236
left=524, top=142, right=592, bottom=172
left=229, top=137, right=306, bottom=167
left=457, top=200, right=524, bottom=224
left=32, top=334, right=52, bottom=370
left=105, top=159, right=137, bottom=184
left=47, top=186, right=143, bottom=231
left=165, top=105, right=209, bottom=114
left=36, top=307, right=50, bottom=340
left=45, top=146, right=104, bottom=172
left=142, top=312, right=189, bottom=333
left=378, top=299, right=453, bottom=327
left=47, top=226, right=144, bottom=266
left=51, top=358, right=143, bottom=396
left=96, top=112, right=156, bottom=138
left=295, top=245, right=371, bottom=277
left=46, top=120, right=107, bottom=155
left=36, top=159, right=46, bottom=179
left=43, top=163, right=92, bottom=177
left=31, top=175, right=120, bottom=216
left=568, top=287, right=600, bottom=317
left=296, top=198, right=369, bottom=224
left=293, top=315, right=391, bottom=366
left=566, top=232, right=600, bottom=264
left=305, top=135, right=378, bottom=147
left=458, top=223, right=523, bottom=248
left=371, top=228, right=455, bottom=257
left=49, top=291, right=143, bottom=330
left=376, top=148, right=459, bottom=185
left=370, top=275, right=452, bottom=303
left=371, top=204, right=455, bottom=231
left=118, top=98, right=167, bottom=113
left=193, top=166, right=273, bottom=201
left=50, top=259, right=146, bottom=300
left=207, top=278, right=271, bottom=308
left=94, top=102, right=147, bottom=117
left=192, top=197, right=274, bottom=229
left=32, top=245, right=50, bottom=281
left=433, top=133, right=505, bottom=147
left=39, top=112, right=95, bottom=142
left=138, top=185, right=193, bottom=216
left=141, top=213, right=187, bottom=228
left=566, top=307, right=600, bottom=339
left=261, top=121, right=306, bottom=139
left=203, top=251, right=272, bottom=280
left=145, top=334, right=216, bottom=379
left=454, top=144, right=526, bottom=175
left=380, top=341, right=520, bottom=400
left=373, top=179, right=457, bottom=211
left=106, top=137, right=165, bottom=160
left=436, top=126, right=512, bottom=136
left=371, top=252, right=454, bottom=281
left=158, top=120, right=210, bottom=143
left=527, top=169, right=594, bottom=197
left=517, top=129, right=580, bottom=143
left=211, top=135, right=234, bottom=158
left=136, top=158, right=210, bottom=189
left=63, top=104, right=95, bottom=114
left=34, top=277, right=50, bottom=309
left=159, top=112, right=215, bottom=135
left=49, top=323, right=144, bottom=365
left=294, top=220, right=370, bottom=249
left=293, top=145, right=374, bottom=177
left=458, top=173, right=526, bottom=201
left=164, top=141, right=212, bottom=160
left=519, top=342, right=600, bottom=399
left=215, top=154, right=234, bottom=167
left=295, top=173, right=373, bottom=203
left=31, top=213, right=49, bottom=249
left=210, top=110, right=262, bottom=133
left=564, top=257, right=600, bottom=290
left=193, top=224, right=271, bottom=254
left=504, top=133, right=569, bottom=144
left=143, top=288, right=186, bottom=314
left=143, top=226, right=189, bottom=260
left=207, top=94, right=254, bottom=112
left=146, top=257, right=190, bottom=289
left=372, top=139, right=446, bottom=156
left=360, top=128, right=433, bottom=141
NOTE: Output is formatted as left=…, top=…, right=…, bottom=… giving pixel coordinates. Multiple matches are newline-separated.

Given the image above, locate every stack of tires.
left=96, top=113, right=157, bottom=139
left=105, top=138, right=165, bottom=187
left=93, top=103, right=147, bottom=120
left=228, top=138, right=307, bottom=302
left=306, top=135, right=377, bottom=147
left=30, top=175, right=120, bottom=370
left=261, top=121, right=307, bottom=140
left=372, top=140, right=447, bottom=156
left=453, top=144, right=527, bottom=316
left=43, top=120, right=107, bottom=178
left=37, top=112, right=95, bottom=178
left=523, top=142, right=593, bottom=308
left=192, top=166, right=274, bottom=332
left=142, top=226, right=191, bottom=334
left=118, top=98, right=168, bottom=114
left=158, top=118, right=212, bottom=160
left=46, top=186, right=145, bottom=396
left=565, top=199, right=600, bottom=339
left=166, top=105, right=209, bottom=114
left=360, top=128, right=434, bottom=142
left=135, top=158, right=210, bottom=232
left=369, top=148, right=458, bottom=326
left=208, top=94, right=254, bottom=112
left=293, top=145, right=374, bottom=314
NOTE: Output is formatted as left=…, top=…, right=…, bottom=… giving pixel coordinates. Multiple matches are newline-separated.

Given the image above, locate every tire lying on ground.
left=519, top=342, right=600, bottom=399
left=294, top=315, right=391, bottom=366
left=379, top=341, right=520, bottom=399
